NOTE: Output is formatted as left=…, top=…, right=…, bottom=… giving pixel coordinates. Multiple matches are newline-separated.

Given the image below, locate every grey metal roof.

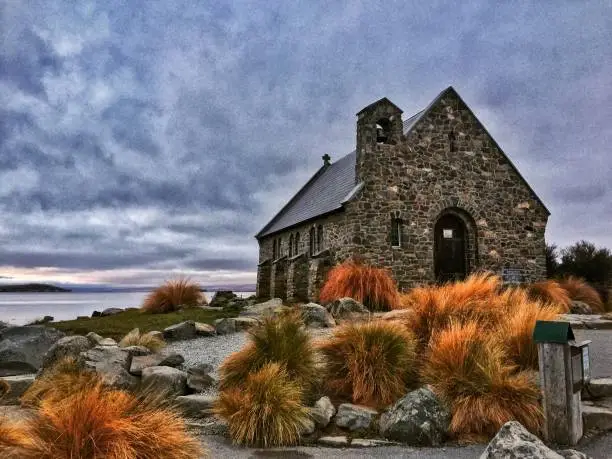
left=256, top=86, right=549, bottom=238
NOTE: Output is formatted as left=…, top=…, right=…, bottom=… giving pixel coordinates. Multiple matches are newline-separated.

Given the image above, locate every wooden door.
left=434, top=214, right=467, bottom=282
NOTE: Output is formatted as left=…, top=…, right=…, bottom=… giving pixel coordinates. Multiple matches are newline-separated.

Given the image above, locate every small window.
left=448, top=131, right=456, bottom=152
left=288, top=235, right=294, bottom=257
left=272, top=239, right=277, bottom=259
left=443, top=229, right=454, bottom=239
left=295, top=232, right=300, bottom=254
left=317, top=225, right=324, bottom=252
left=376, top=118, right=391, bottom=144
left=391, top=218, right=402, bottom=247
left=309, top=227, right=316, bottom=256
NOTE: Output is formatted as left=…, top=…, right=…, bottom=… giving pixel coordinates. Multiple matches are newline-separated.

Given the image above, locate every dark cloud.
left=0, top=0, right=611, bottom=284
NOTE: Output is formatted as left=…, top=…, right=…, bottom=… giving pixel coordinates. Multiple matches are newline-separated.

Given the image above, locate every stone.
left=0, top=326, right=65, bottom=376
left=583, top=378, right=612, bottom=399
left=186, top=363, right=216, bottom=392
left=327, top=297, right=370, bottom=321
left=300, top=303, right=336, bottom=328
left=335, top=403, right=377, bottom=431
left=194, top=322, right=216, bottom=336
left=318, top=436, right=349, bottom=447
left=129, top=351, right=184, bottom=375
left=301, top=418, right=316, bottom=435
left=141, top=366, right=188, bottom=396
left=98, top=338, right=117, bottom=346
left=557, top=450, right=591, bottom=459
left=379, top=387, right=450, bottom=446
left=234, top=317, right=260, bottom=331
left=350, top=438, right=397, bottom=447
left=174, top=394, right=217, bottom=417
left=214, top=318, right=236, bottom=335
left=480, top=421, right=564, bottom=459
left=239, top=298, right=284, bottom=318
left=92, top=310, right=102, bottom=317
left=86, top=332, right=105, bottom=346
left=163, top=321, right=197, bottom=341
left=310, top=396, right=336, bottom=428
left=122, top=345, right=152, bottom=357
left=0, top=374, right=35, bottom=405
left=209, top=291, right=238, bottom=307
left=570, top=301, right=593, bottom=315
left=100, top=308, right=123, bottom=317
left=144, top=330, right=164, bottom=341
left=42, top=335, right=92, bottom=369
left=582, top=404, right=612, bottom=431
left=81, top=345, right=138, bottom=390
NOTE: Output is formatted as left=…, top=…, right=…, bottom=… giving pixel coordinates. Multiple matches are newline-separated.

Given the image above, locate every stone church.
left=255, top=86, right=549, bottom=302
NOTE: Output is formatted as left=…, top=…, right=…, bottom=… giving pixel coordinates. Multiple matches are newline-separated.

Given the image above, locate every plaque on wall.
left=501, top=267, right=524, bottom=284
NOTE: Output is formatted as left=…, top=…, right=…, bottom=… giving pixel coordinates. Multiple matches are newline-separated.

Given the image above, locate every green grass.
left=45, top=307, right=233, bottom=341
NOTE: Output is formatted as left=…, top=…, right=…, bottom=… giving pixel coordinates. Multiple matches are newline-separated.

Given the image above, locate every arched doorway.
left=434, top=213, right=468, bottom=282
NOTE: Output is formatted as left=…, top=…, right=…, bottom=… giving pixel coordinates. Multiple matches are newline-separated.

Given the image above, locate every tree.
left=557, top=240, right=612, bottom=286
left=545, top=243, right=559, bottom=278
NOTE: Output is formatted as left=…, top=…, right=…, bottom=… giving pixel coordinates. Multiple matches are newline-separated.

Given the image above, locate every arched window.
left=309, top=227, right=316, bottom=256
left=448, top=131, right=456, bottom=152
left=295, top=232, right=300, bottom=255
left=376, top=118, right=391, bottom=144
left=317, top=225, right=324, bottom=252
left=288, top=234, right=294, bottom=257
left=272, top=239, right=277, bottom=259
left=391, top=218, right=402, bottom=247
left=277, top=238, right=282, bottom=257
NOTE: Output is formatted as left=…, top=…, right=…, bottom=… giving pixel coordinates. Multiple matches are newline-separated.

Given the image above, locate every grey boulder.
left=239, top=298, right=284, bottom=318
left=300, top=303, right=336, bottom=328
left=195, top=322, right=216, bottom=336
left=335, top=403, right=378, bottom=431
left=175, top=394, right=217, bottom=417
left=81, top=345, right=138, bottom=390
left=0, top=374, right=35, bottom=405
left=214, top=318, right=236, bottom=335
left=311, top=396, right=336, bottom=428
left=100, top=308, right=123, bottom=316
left=163, top=321, right=197, bottom=341
left=0, top=326, right=65, bottom=376
left=129, top=350, right=184, bottom=376
left=141, top=366, right=188, bottom=396
left=327, top=297, right=370, bottom=320
left=186, top=363, right=216, bottom=392
left=480, top=421, right=565, bottom=459
left=86, top=332, right=105, bottom=346
left=379, top=387, right=450, bottom=446
left=42, top=335, right=92, bottom=370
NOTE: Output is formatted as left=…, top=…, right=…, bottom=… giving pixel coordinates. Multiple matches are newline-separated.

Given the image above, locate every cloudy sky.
left=1, top=1, right=611, bottom=288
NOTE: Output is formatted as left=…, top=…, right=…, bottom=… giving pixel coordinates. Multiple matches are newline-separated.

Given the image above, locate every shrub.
left=215, top=363, right=310, bottom=447
left=141, top=278, right=205, bottom=314
left=3, top=383, right=204, bottom=458
left=318, top=321, right=417, bottom=408
left=525, top=280, right=571, bottom=312
left=558, top=276, right=604, bottom=312
left=557, top=240, right=612, bottom=287
left=218, top=312, right=318, bottom=397
left=319, top=260, right=400, bottom=311
left=0, top=379, right=9, bottom=399
left=0, top=417, right=34, bottom=456
left=119, top=328, right=166, bottom=352
left=422, top=322, right=543, bottom=441
left=21, top=357, right=99, bottom=407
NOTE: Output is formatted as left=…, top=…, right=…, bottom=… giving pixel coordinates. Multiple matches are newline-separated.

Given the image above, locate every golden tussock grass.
left=3, top=383, right=205, bottom=459
left=218, top=312, right=319, bottom=397
left=215, top=363, right=310, bottom=447
left=0, top=379, right=9, bottom=399
left=118, top=328, right=166, bottom=352
left=525, top=280, right=571, bottom=312
left=319, top=260, right=400, bottom=311
left=318, top=321, right=417, bottom=408
left=558, top=276, right=604, bottom=313
left=422, top=322, right=543, bottom=442
left=141, top=278, right=205, bottom=314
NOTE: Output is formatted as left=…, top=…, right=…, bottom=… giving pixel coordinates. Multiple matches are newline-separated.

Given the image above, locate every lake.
left=0, top=291, right=255, bottom=326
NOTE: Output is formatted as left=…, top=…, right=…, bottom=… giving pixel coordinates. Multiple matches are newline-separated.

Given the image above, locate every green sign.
left=533, top=320, right=575, bottom=344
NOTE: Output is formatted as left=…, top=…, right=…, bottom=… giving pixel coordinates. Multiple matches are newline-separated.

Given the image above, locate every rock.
left=480, top=421, right=564, bottom=459
left=301, top=418, right=316, bottom=435
left=335, top=403, right=378, bottom=431
left=239, top=298, right=284, bottom=318
left=122, top=345, right=152, bottom=357
left=318, top=436, right=349, bottom=447
left=0, top=374, right=35, bottom=405
left=327, top=297, right=370, bottom=321
left=300, top=303, right=336, bottom=328
left=0, top=326, right=65, bottom=376
left=81, top=346, right=138, bottom=390
left=163, top=321, right=197, bottom=341
left=351, top=438, right=397, bottom=447
left=214, top=318, right=236, bottom=335
left=194, top=323, right=216, bottom=336
left=209, top=291, right=238, bottom=307
left=100, top=308, right=123, bottom=317
left=186, top=363, right=216, bottom=392
left=99, top=338, right=117, bottom=346
left=570, top=301, right=593, bottom=315
left=130, top=350, right=184, bottom=375
left=557, top=450, right=591, bottom=459
left=42, top=335, right=92, bottom=369
left=234, top=317, right=260, bottom=331
left=86, top=332, right=105, bottom=346
left=380, top=309, right=414, bottom=324
left=174, top=394, right=217, bottom=417
left=582, top=404, right=612, bottom=431
left=141, top=366, right=188, bottom=396
left=311, top=396, right=336, bottom=428
left=379, top=387, right=450, bottom=446
left=144, top=330, right=164, bottom=341
left=92, top=311, right=102, bottom=317
left=583, top=378, right=612, bottom=399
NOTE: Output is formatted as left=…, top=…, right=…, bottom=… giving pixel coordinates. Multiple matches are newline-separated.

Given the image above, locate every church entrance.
left=434, top=213, right=468, bottom=283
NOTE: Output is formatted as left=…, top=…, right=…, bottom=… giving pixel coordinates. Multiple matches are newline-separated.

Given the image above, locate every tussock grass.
left=21, top=357, right=99, bottom=407
left=215, top=363, right=310, bottom=447
left=118, top=328, right=166, bottom=352
left=558, top=276, right=604, bottom=312
left=141, top=278, right=205, bottom=314
left=0, top=417, right=34, bottom=457
left=422, top=322, right=543, bottom=442
left=526, top=280, right=571, bottom=312
left=0, top=379, right=9, bottom=400
left=319, top=260, right=400, bottom=311
left=318, top=321, right=417, bottom=408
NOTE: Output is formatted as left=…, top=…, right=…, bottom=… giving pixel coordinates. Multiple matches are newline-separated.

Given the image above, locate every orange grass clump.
left=214, top=363, right=311, bottom=447
left=558, top=276, right=604, bottom=313
left=318, top=321, right=417, bottom=408
left=141, top=277, right=205, bottom=314
left=119, top=328, right=166, bottom=352
left=2, top=383, right=205, bottom=459
left=319, top=260, right=400, bottom=311
left=526, top=280, right=571, bottom=312
left=422, top=322, right=543, bottom=442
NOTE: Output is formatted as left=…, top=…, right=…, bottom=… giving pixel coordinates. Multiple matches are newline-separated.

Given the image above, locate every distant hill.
left=0, top=283, right=71, bottom=293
